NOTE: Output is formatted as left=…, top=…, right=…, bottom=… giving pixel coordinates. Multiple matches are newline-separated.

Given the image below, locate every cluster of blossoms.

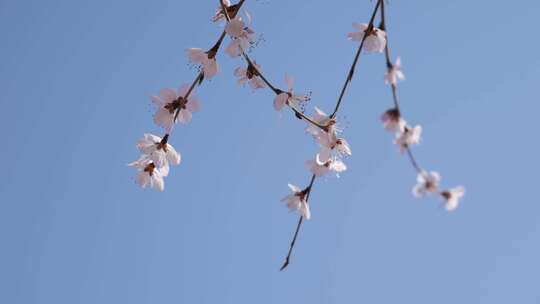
left=128, top=1, right=244, bottom=191
left=128, top=84, right=200, bottom=190
left=377, top=41, right=465, bottom=211
left=225, top=16, right=256, bottom=57
left=281, top=107, right=352, bottom=219
left=131, top=54, right=206, bottom=191
left=129, top=0, right=466, bottom=270
left=412, top=171, right=465, bottom=211
left=378, top=57, right=465, bottom=210
left=128, top=134, right=180, bottom=191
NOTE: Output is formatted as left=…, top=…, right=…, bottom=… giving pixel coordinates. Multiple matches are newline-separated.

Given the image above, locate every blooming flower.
left=136, top=133, right=181, bottom=168
left=234, top=61, right=266, bottom=90
left=273, top=74, right=310, bottom=111
left=394, top=125, right=422, bottom=153
left=281, top=184, right=311, bottom=219
left=318, top=137, right=352, bottom=162
left=187, top=48, right=219, bottom=79
left=305, top=107, right=334, bottom=137
left=441, top=186, right=465, bottom=211
left=334, top=138, right=352, bottom=157
left=128, top=158, right=166, bottom=192
left=385, top=56, right=405, bottom=86
left=305, top=154, right=347, bottom=177
left=412, top=170, right=441, bottom=197
left=347, top=23, right=387, bottom=53
left=151, top=85, right=201, bottom=131
left=225, top=17, right=246, bottom=37
left=225, top=17, right=255, bottom=57
left=381, top=108, right=406, bottom=133
left=304, top=107, right=352, bottom=159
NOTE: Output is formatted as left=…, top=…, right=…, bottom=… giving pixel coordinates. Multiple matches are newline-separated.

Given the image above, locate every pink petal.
left=273, top=93, right=288, bottom=111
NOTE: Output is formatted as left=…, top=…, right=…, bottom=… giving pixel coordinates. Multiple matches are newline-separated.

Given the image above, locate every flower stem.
left=280, top=0, right=382, bottom=271
left=330, top=0, right=383, bottom=119
left=280, top=174, right=316, bottom=271
left=219, top=12, right=326, bottom=131
left=379, top=0, right=424, bottom=175
left=166, top=0, right=246, bottom=134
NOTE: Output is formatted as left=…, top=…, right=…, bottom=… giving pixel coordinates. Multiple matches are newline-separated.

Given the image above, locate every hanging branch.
left=378, top=0, right=465, bottom=209
left=378, top=0, right=422, bottom=174
left=130, top=0, right=465, bottom=270
left=128, top=1, right=247, bottom=191
left=279, top=0, right=383, bottom=271
left=168, top=0, right=246, bottom=133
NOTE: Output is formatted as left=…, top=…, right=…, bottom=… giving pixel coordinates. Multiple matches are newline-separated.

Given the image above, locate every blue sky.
left=1, top=0, right=539, bottom=303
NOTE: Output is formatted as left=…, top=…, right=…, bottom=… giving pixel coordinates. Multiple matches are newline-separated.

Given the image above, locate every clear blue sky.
left=1, top=0, right=539, bottom=303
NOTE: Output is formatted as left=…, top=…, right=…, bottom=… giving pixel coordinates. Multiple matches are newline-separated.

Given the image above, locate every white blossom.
left=441, top=186, right=465, bottom=211
left=336, top=138, right=352, bottom=157
left=136, top=133, right=180, bottom=168
left=305, top=107, right=338, bottom=148
left=281, top=184, right=311, bottom=219
left=234, top=61, right=266, bottom=90
left=412, top=170, right=441, bottom=197
left=273, top=74, right=310, bottom=111
left=305, top=107, right=334, bottom=137
left=385, top=56, right=405, bottom=86
left=304, top=108, right=352, bottom=160
left=225, top=17, right=255, bottom=57
left=151, top=85, right=201, bottom=131
left=394, top=125, right=422, bottom=153
left=306, top=154, right=347, bottom=177
left=347, top=23, right=387, bottom=53
left=128, top=158, right=166, bottom=192
left=225, top=17, right=245, bottom=38
left=318, top=137, right=352, bottom=162
left=381, top=108, right=406, bottom=133
left=187, top=48, right=219, bottom=79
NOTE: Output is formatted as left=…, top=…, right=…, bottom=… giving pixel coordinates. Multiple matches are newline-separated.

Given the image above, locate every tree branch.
left=379, top=0, right=424, bottom=175
left=330, top=0, right=383, bottom=119
left=280, top=174, right=316, bottom=271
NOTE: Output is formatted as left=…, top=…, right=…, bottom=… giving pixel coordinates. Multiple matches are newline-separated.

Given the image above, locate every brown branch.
left=330, top=0, right=383, bottom=119
left=379, top=0, right=424, bottom=175
left=280, top=174, right=316, bottom=271
left=218, top=1, right=327, bottom=131
left=165, top=0, right=246, bottom=137
left=241, top=52, right=280, bottom=94
left=279, top=0, right=383, bottom=271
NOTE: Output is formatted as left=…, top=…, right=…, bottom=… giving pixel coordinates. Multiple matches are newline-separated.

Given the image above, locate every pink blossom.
left=187, top=48, right=219, bottom=79
left=281, top=184, right=311, bottom=219
left=273, top=74, right=310, bottom=111
left=348, top=23, right=387, bottom=53
left=151, top=85, right=201, bottom=131
left=234, top=61, right=266, bottom=90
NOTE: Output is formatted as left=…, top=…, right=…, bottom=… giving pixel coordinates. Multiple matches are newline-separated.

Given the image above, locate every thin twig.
left=379, top=0, right=424, bottom=175
left=330, top=0, right=383, bottom=119
left=217, top=5, right=327, bottom=131
left=280, top=174, right=316, bottom=271
left=241, top=52, right=327, bottom=130
left=167, top=0, right=246, bottom=133
left=241, top=52, right=279, bottom=94
left=279, top=0, right=383, bottom=271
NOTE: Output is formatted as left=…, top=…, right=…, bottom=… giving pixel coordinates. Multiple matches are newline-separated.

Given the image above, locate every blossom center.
left=164, top=97, right=187, bottom=114
left=144, top=163, right=156, bottom=176
left=156, top=134, right=169, bottom=152
left=441, top=191, right=451, bottom=200
left=246, top=63, right=258, bottom=79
